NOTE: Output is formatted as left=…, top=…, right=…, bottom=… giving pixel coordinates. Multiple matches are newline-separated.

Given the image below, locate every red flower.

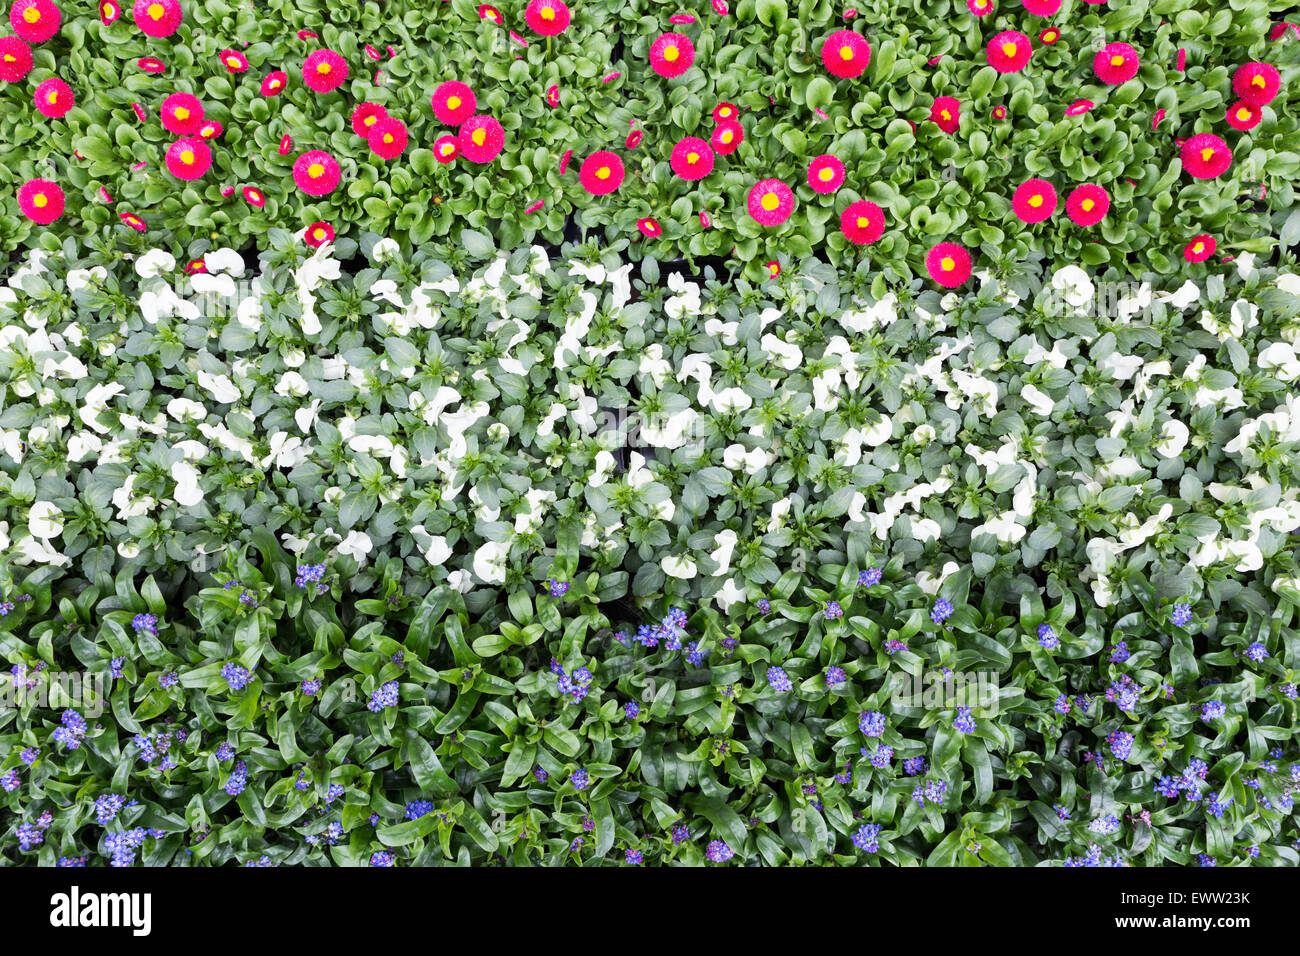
left=625, top=128, right=643, bottom=150
left=137, top=57, right=165, bottom=73
left=1232, top=62, right=1280, bottom=106
left=579, top=151, right=624, bottom=194
left=807, top=154, right=845, bottom=193
left=1183, top=234, right=1215, bottom=263
left=712, top=0, right=727, bottom=13
left=1021, top=0, right=1060, bottom=14
left=700, top=211, right=711, bottom=228
left=967, top=0, right=993, bottom=16
left=165, top=137, right=212, bottom=180
left=296, top=29, right=316, bottom=40
left=98, top=0, right=119, bottom=24
left=559, top=149, right=573, bottom=174
left=712, top=102, right=739, bottom=123
left=1065, top=99, right=1094, bottom=116
left=636, top=217, right=661, bottom=237
left=670, top=137, right=714, bottom=181
left=1181, top=133, right=1232, bottom=179
left=525, top=200, right=544, bottom=214
left=991, top=105, right=1007, bottom=120
left=711, top=120, right=743, bottom=156
left=1039, top=27, right=1060, bottom=45
left=1094, top=42, right=1139, bottom=84
left=930, top=96, right=960, bottom=133
left=292, top=150, right=341, bottom=195
left=199, top=120, right=223, bottom=139
left=351, top=102, right=387, bottom=136
left=477, top=4, right=502, bottom=23
left=926, top=242, right=972, bottom=287
left=1226, top=100, right=1262, bottom=131
left=11, top=0, right=60, bottom=43
left=747, top=179, right=794, bottom=227
left=545, top=83, right=559, bottom=107
left=34, top=77, right=73, bottom=118
left=303, top=49, right=347, bottom=93
left=987, top=31, right=1032, bottom=73
left=821, top=29, right=871, bottom=79
left=219, top=185, right=235, bottom=197
left=649, top=32, right=694, bottom=78
left=132, top=0, right=181, bottom=38
left=131, top=102, right=147, bottom=122
left=161, top=92, right=203, bottom=135
left=305, top=221, right=335, bottom=248
left=765, top=261, right=781, bottom=278
left=368, top=117, right=408, bottom=160
left=1065, top=184, right=1109, bottom=226
left=219, top=49, right=249, bottom=73
left=185, top=258, right=206, bottom=274
left=432, top=81, right=475, bottom=126
left=1012, top=178, right=1057, bottom=223
left=17, top=178, right=63, bottom=224
left=458, top=115, right=505, bottom=163
left=119, top=211, right=146, bottom=231
left=261, top=71, right=287, bottom=96
left=0, top=35, right=34, bottom=82
left=278, top=134, right=293, bottom=155
left=841, top=199, right=885, bottom=245
left=1176, top=49, right=1185, bottom=71
left=524, top=0, right=569, bottom=36
left=1152, top=108, right=1165, bottom=130
left=434, top=135, right=459, bottom=163
left=242, top=186, right=266, bottom=208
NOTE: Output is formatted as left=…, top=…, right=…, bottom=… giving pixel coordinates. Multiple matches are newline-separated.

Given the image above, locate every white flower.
left=135, top=249, right=176, bottom=279
left=714, top=577, right=746, bottom=612
left=371, top=238, right=400, bottom=263
left=710, top=530, right=738, bottom=575
left=1020, top=383, right=1055, bottom=416
left=473, top=539, right=511, bottom=583
left=1153, top=419, right=1189, bottom=458
left=1051, top=265, right=1094, bottom=308
left=1259, top=342, right=1300, bottom=381
left=27, top=500, right=63, bottom=539
left=661, top=554, right=698, bottom=579
left=1156, top=280, right=1199, bottom=310
left=338, top=530, right=373, bottom=562
left=722, top=443, right=766, bottom=473
left=170, top=461, right=204, bottom=507
left=197, top=370, right=241, bottom=404
left=204, top=248, right=246, bottom=276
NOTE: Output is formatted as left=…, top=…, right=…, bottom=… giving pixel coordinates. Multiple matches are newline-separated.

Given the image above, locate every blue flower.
left=131, top=613, right=158, bottom=635
left=684, top=641, right=708, bottom=667
left=1053, top=695, right=1072, bottom=714
left=294, top=562, right=328, bottom=590
left=1088, top=815, right=1120, bottom=835
left=223, top=762, right=248, bottom=796
left=221, top=663, right=252, bottom=691
left=825, top=666, right=847, bottom=689
left=1244, top=642, right=1269, bottom=662
left=930, top=599, right=954, bottom=624
left=370, top=850, right=396, bottom=867
left=547, top=578, right=569, bottom=598
left=756, top=599, right=771, bottom=615
left=852, top=824, right=881, bottom=852
left=869, top=745, right=893, bottom=769
left=624, top=701, right=640, bottom=720
left=1107, top=730, right=1134, bottom=760
left=109, top=657, right=125, bottom=678
left=1109, top=641, right=1130, bottom=663
left=1037, top=623, right=1059, bottom=650
left=368, top=680, right=400, bottom=712
left=301, top=678, right=321, bottom=696
left=624, top=848, right=643, bottom=864
left=1171, top=603, right=1192, bottom=627
left=953, top=706, right=976, bottom=734
left=1200, top=700, right=1226, bottom=722
left=857, top=567, right=882, bottom=588
left=858, top=710, right=886, bottom=737
left=767, top=666, right=793, bottom=693
left=705, top=840, right=734, bottom=863
left=824, top=601, right=843, bottom=620
left=570, top=768, right=589, bottom=791
left=903, top=756, right=927, bottom=776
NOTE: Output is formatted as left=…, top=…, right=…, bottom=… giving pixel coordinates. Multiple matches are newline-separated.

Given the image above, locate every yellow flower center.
left=180, top=150, right=194, bottom=164
left=472, top=128, right=486, bottom=146
left=227, top=57, right=240, bottom=68
left=447, top=95, right=461, bottom=110
left=1252, top=75, right=1265, bottom=88
left=1028, top=195, right=1042, bottom=207
left=856, top=215, right=869, bottom=228
left=597, top=166, right=610, bottom=179
left=317, top=62, right=331, bottom=74
left=33, top=194, right=47, bottom=208
left=720, top=107, right=732, bottom=117
left=541, top=6, right=554, bottom=18
left=148, top=2, right=163, bottom=19
left=819, top=168, right=834, bottom=181
left=760, top=192, right=779, bottom=212
left=382, top=134, right=393, bottom=144
left=174, top=106, right=189, bottom=120
left=313, top=228, right=326, bottom=240
left=1200, top=147, right=1215, bottom=161
left=839, top=45, right=854, bottom=61
left=687, top=151, right=699, bottom=164
left=1109, top=55, right=1125, bottom=67
left=440, top=144, right=453, bottom=155
left=940, top=256, right=955, bottom=271
left=23, top=8, right=40, bottom=22
left=364, top=115, right=377, bottom=126
left=1081, top=198, right=1095, bottom=211
left=1192, top=242, right=1204, bottom=253
left=308, top=163, right=325, bottom=177
left=1237, top=108, right=1250, bottom=120
left=663, top=45, right=679, bottom=62
left=721, top=130, right=733, bottom=143
left=1045, top=31, right=1056, bottom=40
left=46, top=91, right=58, bottom=104
left=940, top=109, right=951, bottom=121
left=2, top=54, right=13, bottom=62
left=1001, top=42, right=1017, bottom=57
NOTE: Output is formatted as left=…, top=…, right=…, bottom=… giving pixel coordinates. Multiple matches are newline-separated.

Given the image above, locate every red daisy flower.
left=967, top=0, right=993, bottom=16
left=579, top=150, right=625, bottom=195
left=219, top=185, right=235, bottom=198
left=525, top=200, right=544, bottom=214
left=303, top=49, right=347, bottom=93
left=434, top=134, right=459, bottom=163
left=132, top=0, right=181, bottom=38
left=1065, top=99, right=1094, bottom=116
left=747, top=179, right=794, bottom=227
left=1012, top=178, right=1057, bottom=223
left=1065, top=184, right=1109, bottom=226
left=458, top=115, right=505, bottom=163
left=626, top=129, right=643, bottom=149
left=807, top=154, right=845, bottom=194
left=1152, top=108, right=1165, bottom=130
left=161, top=92, right=203, bottom=135
left=1226, top=100, right=1262, bottom=131
left=1181, top=133, right=1232, bottom=179
left=478, top=4, right=502, bottom=23
left=137, top=57, right=165, bottom=73
left=636, top=217, right=661, bottom=237
left=765, top=261, right=781, bottom=278
left=712, top=0, right=728, bottom=13
left=119, top=211, right=146, bottom=231
left=841, top=199, right=885, bottom=245
left=11, top=0, right=60, bottom=43
left=712, top=102, right=739, bottom=123
left=711, top=120, right=743, bottom=156
left=926, top=242, right=972, bottom=287
left=1183, top=234, right=1215, bottom=263
left=279, top=134, right=293, bottom=155
left=431, top=81, right=476, bottom=126
left=930, top=95, right=960, bottom=134
left=98, top=0, right=119, bottom=24
left=219, top=49, right=249, bottom=73
left=559, top=149, right=573, bottom=174
left=987, top=31, right=1032, bottom=73
left=649, top=33, right=694, bottom=78
left=296, top=30, right=316, bottom=40
left=368, top=117, right=408, bottom=160
left=670, top=136, right=714, bottom=181
left=670, top=14, right=695, bottom=23
left=1021, top=0, right=1060, bottom=15
left=821, top=29, right=871, bottom=79
left=1094, top=42, right=1139, bottom=85
left=0, top=35, right=34, bottom=82
left=545, top=83, right=559, bottom=107
left=17, top=178, right=63, bottom=224
left=165, top=137, right=212, bottom=180
left=261, top=71, right=287, bottom=96
left=305, top=221, right=335, bottom=248
left=351, top=102, right=387, bottom=136
left=33, top=77, right=73, bottom=118
left=700, top=211, right=711, bottom=228
left=131, top=102, right=147, bottom=122
left=185, top=258, right=206, bottom=274
left=199, top=120, right=223, bottom=139
left=1232, top=62, right=1280, bottom=106
left=1039, top=27, right=1060, bottom=45
left=292, top=150, right=341, bottom=195
left=524, top=0, right=568, bottom=35
left=991, top=105, right=1007, bottom=120
left=242, top=186, right=266, bottom=208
